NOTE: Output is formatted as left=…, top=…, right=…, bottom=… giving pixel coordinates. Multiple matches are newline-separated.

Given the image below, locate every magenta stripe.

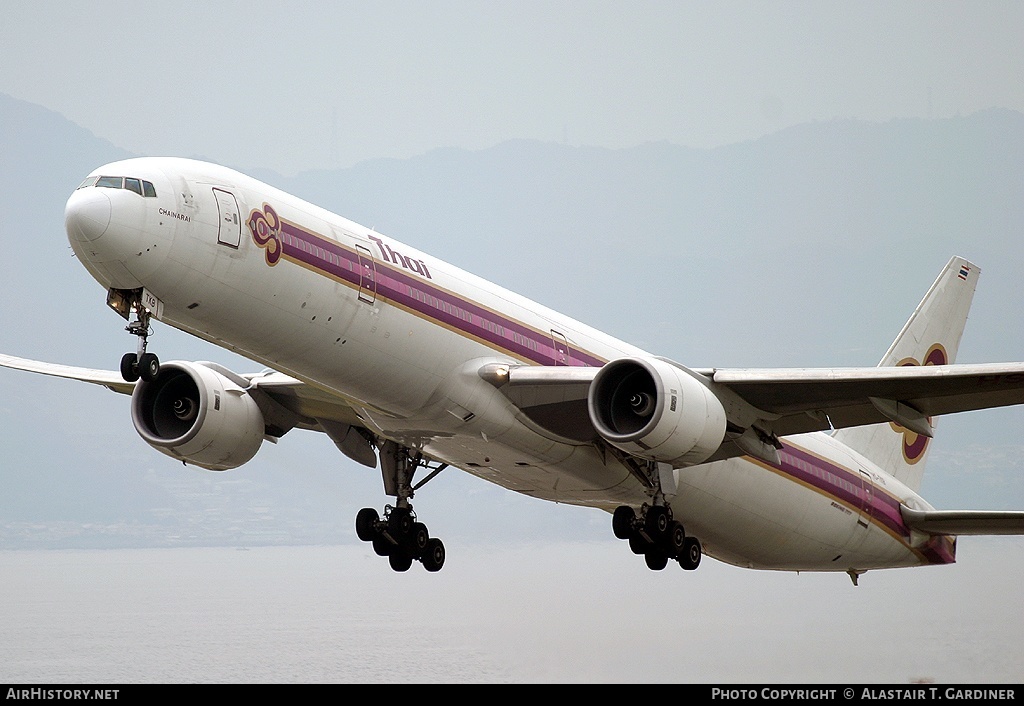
left=774, top=441, right=955, bottom=565
left=274, top=221, right=606, bottom=367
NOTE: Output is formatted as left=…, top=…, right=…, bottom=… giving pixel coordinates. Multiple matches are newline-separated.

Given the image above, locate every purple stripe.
left=774, top=441, right=955, bottom=565
left=274, top=221, right=606, bottom=368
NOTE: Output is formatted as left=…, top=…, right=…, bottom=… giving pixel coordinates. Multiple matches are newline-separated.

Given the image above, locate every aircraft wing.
left=0, top=353, right=136, bottom=395
left=0, top=353, right=370, bottom=459
left=705, top=362, right=1024, bottom=436
left=902, top=506, right=1024, bottom=535
left=487, top=360, right=1024, bottom=448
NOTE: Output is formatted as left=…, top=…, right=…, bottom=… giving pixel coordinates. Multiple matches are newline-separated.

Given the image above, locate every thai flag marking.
left=958, top=265, right=971, bottom=280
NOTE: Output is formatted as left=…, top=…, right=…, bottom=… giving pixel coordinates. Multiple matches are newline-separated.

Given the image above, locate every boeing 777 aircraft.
left=3, top=157, right=1024, bottom=582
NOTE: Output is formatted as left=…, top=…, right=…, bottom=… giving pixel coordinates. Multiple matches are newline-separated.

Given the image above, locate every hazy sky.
left=3, top=2, right=1024, bottom=174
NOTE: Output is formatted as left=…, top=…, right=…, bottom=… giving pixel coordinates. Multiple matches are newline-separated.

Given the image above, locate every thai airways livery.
left=4, top=157, right=1024, bottom=582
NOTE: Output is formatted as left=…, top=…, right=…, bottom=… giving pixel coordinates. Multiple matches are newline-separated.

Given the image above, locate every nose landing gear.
left=110, top=289, right=161, bottom=383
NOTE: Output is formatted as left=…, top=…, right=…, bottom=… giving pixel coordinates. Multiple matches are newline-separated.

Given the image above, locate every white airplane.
left=3, top=157, right=1024, bottom=582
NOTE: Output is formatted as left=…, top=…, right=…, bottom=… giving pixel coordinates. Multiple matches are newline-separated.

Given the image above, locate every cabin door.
left=355, top=244, right=376, bottom=304
left=213, top=188, right=241, bottom=247
left=551, top=330, right=570, bottom=366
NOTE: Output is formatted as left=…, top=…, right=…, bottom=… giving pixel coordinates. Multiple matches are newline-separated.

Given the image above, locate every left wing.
left=704, top=362, right=1024, bottom=436
left=484, top=359, right=1024, bottom=452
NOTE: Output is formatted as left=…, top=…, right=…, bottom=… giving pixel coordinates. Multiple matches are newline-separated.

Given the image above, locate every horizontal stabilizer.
left=902, top=506, right=1024, bottom=536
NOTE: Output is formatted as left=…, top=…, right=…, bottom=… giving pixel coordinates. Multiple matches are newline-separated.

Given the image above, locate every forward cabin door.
left=213, top=188, right=241, bottom=248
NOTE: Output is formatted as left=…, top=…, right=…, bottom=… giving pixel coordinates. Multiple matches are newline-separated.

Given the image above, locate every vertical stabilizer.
left=832, top=256, right=979, bottom=490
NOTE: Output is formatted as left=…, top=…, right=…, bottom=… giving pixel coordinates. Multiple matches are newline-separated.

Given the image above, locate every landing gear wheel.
left=355, top=508, right=379, bottom=542
left=371, top=536, right=392, bottom=557
left=120, top=353, right=140, bottom=383
left=665, top=521, right=686, bottom=557
left=612, top=506, right=636, bottom=540
left=679, top=537, right=702, bottom=571
left=138, top=352, right=160, bottom=382
left=645, top=548, right=669, bottom=571
left=388, top=506, right=413, bottom=537
left=422, top=538, right=445, bottom=572
left=645, top=506, right=670, bottom=537
left=388, top=550, right=413, bottom=572
left=628, top=533, right=650, bottom=555
left=410, top=522, right=429, bottom=556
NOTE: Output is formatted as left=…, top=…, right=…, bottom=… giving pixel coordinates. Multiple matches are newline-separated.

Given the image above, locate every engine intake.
left=131, top=361, right=265, bottom=470
left=588, top=357, right=727, bottom=466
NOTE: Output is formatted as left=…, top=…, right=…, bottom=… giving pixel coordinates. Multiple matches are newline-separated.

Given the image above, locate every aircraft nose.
left=65, top=188, right=111, bottom=243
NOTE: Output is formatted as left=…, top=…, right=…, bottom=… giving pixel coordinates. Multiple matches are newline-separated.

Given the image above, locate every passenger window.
left=142, top=180, right=157, bottom=197
left=124, top=178, right=143, bottom=195
left=96, top=176, right=123, bottom=189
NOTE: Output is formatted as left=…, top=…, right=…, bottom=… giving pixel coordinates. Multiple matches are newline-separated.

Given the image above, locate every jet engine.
left=588, top=356, right=727, bottom=466
left=131, top=361, right=265, bottom=471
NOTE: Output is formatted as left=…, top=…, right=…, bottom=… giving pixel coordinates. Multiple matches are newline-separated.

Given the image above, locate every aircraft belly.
left=423, top=432, right=641, bottom=505
left=672, top=456, right=925, bottom=571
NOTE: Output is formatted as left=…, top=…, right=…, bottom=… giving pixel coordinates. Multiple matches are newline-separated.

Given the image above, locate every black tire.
left=388, top=550, right=413, bottom=572
left=679, top=537, right=702, bottom=571
left=371, top=535, right=392, bottom=556
left=138, top=352, right=160, bottom=382
left=120, top=353, right=139, bottom=383
left=422, top=538, right=445, bottom=572
left=628, top=533, right=650, bottom=555
left=355, top=508, right=379, bottom=542
left=409, top=522, right=429, bottom=556
left=612, top=506, right=636, bottom=540
left=645, top=506, right=669, bottom=537
left=645, top=549, right=669, bottom=571
left=664, top=521, right=686, bottom=557
left=388, top=507, right=412, bottom=537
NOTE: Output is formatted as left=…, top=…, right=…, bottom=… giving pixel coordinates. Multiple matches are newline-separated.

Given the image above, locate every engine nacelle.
left=588, top=356, right=727, bottom=466
left=131, top=361, right=265, bottom=471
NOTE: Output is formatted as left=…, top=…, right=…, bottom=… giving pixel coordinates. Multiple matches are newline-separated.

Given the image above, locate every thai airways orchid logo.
left=248, top=203, right=283, bottom=265
left=892, top=344, right=947, bottom=464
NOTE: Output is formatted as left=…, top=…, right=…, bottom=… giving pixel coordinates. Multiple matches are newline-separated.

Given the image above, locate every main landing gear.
left=612, top=504, right=702, bottom=571
left=355, top=440, right=448, bottom=572
left=117, top=292, right=160, bottom=383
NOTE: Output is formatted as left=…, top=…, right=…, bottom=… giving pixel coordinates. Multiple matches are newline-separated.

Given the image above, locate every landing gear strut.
left=612, top=504, right=702, bottom=571
left=355, top=440, right=448, bottom=572
left=116, top=291, right=160, bottom=383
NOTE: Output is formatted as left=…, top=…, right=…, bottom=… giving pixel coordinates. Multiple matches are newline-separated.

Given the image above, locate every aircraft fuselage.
left=64, top=157, right=953, bottom=573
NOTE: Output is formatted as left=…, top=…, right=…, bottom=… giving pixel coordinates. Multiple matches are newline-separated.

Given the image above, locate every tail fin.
left=832, top=256, right=979, bottom=491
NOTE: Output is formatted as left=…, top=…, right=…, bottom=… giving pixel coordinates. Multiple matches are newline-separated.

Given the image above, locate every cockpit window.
left=79, top=175, right=158, bottom=197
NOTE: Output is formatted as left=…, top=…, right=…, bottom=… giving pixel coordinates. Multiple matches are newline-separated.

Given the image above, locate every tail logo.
left=892, top=344, right=947, bottom=464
